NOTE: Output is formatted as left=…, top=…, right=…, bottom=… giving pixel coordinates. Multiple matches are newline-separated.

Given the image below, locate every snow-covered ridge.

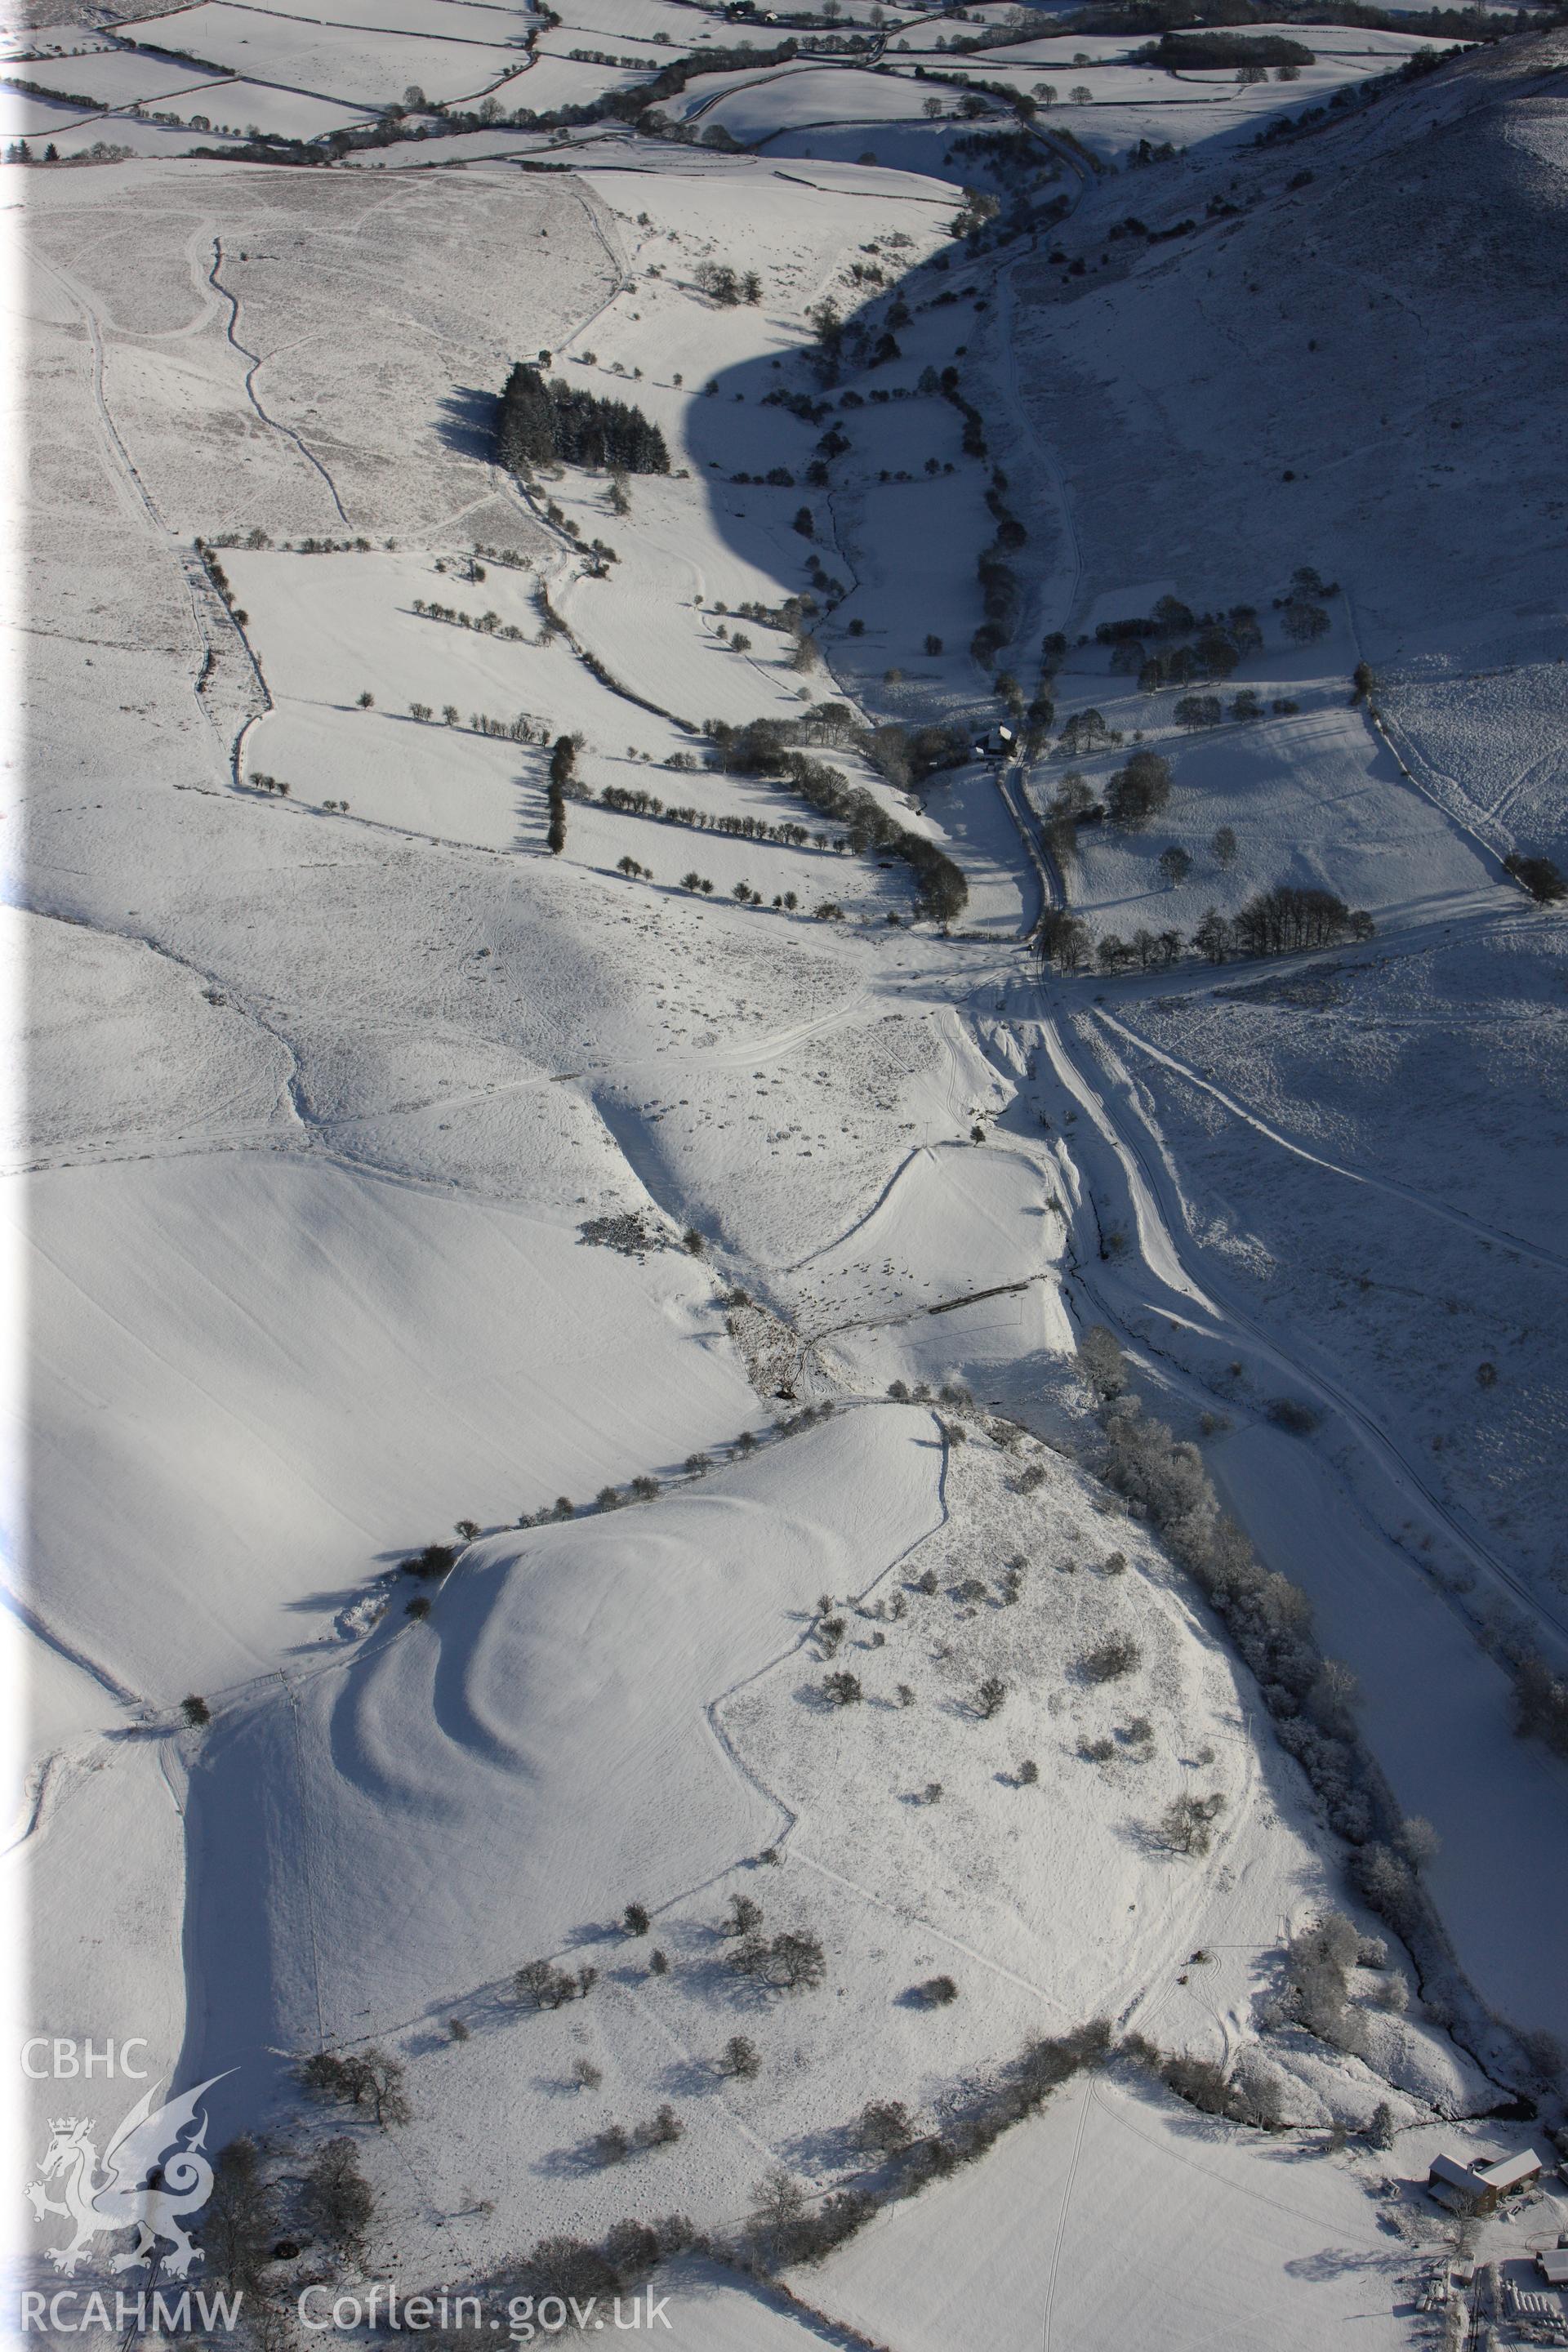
left=9, top=20, right=1568, bottom=2347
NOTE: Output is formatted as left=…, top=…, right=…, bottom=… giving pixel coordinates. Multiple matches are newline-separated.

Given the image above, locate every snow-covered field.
left=7, top=14, right=1568, bottom=2350
left=115, top=3, right=530, bottom=109
left=11, top=49, right=235, bottom=103
left=804, top=2066, right=1506, bottom=2352
left=1025, top=644, right=1495, bottom=938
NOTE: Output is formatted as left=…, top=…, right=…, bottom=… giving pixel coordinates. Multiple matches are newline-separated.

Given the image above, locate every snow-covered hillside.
left=7, top=14, right=1568, bottom=2350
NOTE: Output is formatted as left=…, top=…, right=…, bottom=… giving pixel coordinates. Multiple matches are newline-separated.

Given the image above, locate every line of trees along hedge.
left=1037, top=884, right=1373, bottom=973
left=706, top=718, right=967, bottom=922
left=500, top=363, right=668, bottom=475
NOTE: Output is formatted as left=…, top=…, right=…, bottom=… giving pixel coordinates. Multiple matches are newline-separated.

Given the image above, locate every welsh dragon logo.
left=25, top=2074, right=231, bottom=2277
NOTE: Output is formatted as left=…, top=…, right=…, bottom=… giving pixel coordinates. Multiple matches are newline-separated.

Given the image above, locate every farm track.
left=26, top=246, right=270, bottom=776
left=208, top=237, right=351, bottom=524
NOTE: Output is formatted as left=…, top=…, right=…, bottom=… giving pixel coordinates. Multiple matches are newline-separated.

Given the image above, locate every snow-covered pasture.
left=665, top=62, right=972, bottom=139
left=5, top=906, right=293, bottom=1172
left=902, top=765, right=1032, bottom=935
left=216, top=0, right=534, bottom=39
left=488, top=50, right=651, bottom=114
left=13, top=113, right=253, bottom=156
left=902, top=51, right=1201, bottom=107
left=1040, top=689, right=1495, bottom=945
left=116, top=4, right=527, bottom=111
left=11, top=48, right=234, bottom=102
left=178, top=1423, right=1450, bottom=2256
left=1004, top=49, right=1566, bottom=666
left=228, top=546, right=573, bottom=728
left=939, top=31, right=1154, bottom=65
left=1, top=87, right=101, bottom=134
left=14, top=1150, right=754, bottom=1697
left=588, top=994, right=1002, bottom=1275
left=653, top=33, right=1432, bottom=161
left=252, top=698, right=906, bottom=912
left=805, top=2071, right=1414, bottom=2352
left=1100, top=923, right=1568, bottom=1259
left=783, top=1134, right=1072, bottom=1360
left=549, top=479, right=832, bottom=728
left=560, top=795, right=907, bottom=911
left=180, top=1410, right=945, bottom=2094
left=760, top=118, right=1000, bottom=179
left=19, top=1732, right=189, bottom=2165
left=21, top=162, right=616, bottom=541
left=831, top=469, right=990, bottom=656
left=1381, top=657, right=1568, bottom=865
left=1107, top=925, right=1568, bottom=1628
left=147, top=79, right=381, bottom=137
left=551, top=0, right=731, bottom=46
left=580, top=148, right=955, bottom=320
left=226, top=546, right=915, bottom=908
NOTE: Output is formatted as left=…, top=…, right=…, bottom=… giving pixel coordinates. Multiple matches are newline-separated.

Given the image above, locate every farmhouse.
left=972, top=724, right=1017, bottom=760
left=1428, top=2149, right=1545, bottom=2213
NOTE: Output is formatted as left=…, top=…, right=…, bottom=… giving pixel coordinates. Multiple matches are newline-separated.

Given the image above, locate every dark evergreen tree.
left=498, top=364, right=669, bottom=476
left=1503, top=852, right=1566, bottom=903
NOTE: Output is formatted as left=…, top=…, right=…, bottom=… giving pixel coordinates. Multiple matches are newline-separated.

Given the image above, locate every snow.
left=235, top=0, right=534, bottom=39
left=2, top=905, right=293, bottom=1171
left=1097, top=928, right=1568, bottom=1602
left=1, top=89, right=101, bottom=134
left=650, top=32, right=1439, bottom=161
left=807, top=2073, right=1413, bottom=2352
left=673, top=63, right=974, bottom=139
left=763, top=118, right=997, bottom=179
left=122, top=4, right=530, bottom=109
left=148, top=81, right=381, bottom=137
left=553, top=0, right=728, bottom=43
left=553, top=491, right=832, bottom=727
left=910, top=767, right=1031, bottom=933
left=1036, top=676, right=1495, bottom=943
left=13, top=1152, right=755, bottom=1696
left=721, top=1435, right=1266, bottom=2023
left=1215, top=1427, right=1568, bottom=2043
left=488, top=50, right=651, bottom=113
left=1381, top=658, right=1568, bottom=863
left=836, top=470, right=991, bottom=655
left=20, top=1735, right=189, bottom=2124
left=20, top=162, right=617, bottom=540
left=12, top=50, right=234, bottom=103
left=11, top=20, right=1568, bottom=2341
left=181, top=1407, right=943, bottom=2076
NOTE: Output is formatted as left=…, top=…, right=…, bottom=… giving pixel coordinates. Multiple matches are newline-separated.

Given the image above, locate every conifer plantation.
left=498, top=363, right=670, bottom=475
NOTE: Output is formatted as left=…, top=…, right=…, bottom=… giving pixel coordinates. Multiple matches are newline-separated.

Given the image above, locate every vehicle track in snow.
left=1040, top=2074, right=1090, bottom=2352
left=1035, top=992, right=1568, bottom=1654
left=208, top=237, right=352, bottom=525
left=1092, top=1004, right=1568, bottom=1280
